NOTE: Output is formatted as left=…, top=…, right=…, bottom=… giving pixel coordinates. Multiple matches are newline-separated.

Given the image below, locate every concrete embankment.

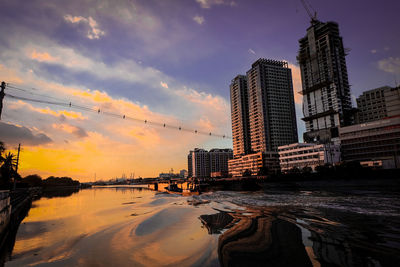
left=0, top=188, right=41, bottom=249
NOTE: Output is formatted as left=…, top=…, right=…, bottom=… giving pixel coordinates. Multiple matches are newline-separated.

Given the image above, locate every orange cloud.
left=2, top=44, right=232, bottom=181
left=127, top=127, right=161, bottom=147
left=176, top=87, right=228, bottom=111
left=160, top=82, right=169, bottom=88
left=73, top=90, right=113, bottom=103
left=8, top=101, right=87, bottom=120
left=52, top=123, right=88, bottom=137
left=30, top=49, right=58, bottom=62
left=13, top=130, right=190, bottom=182
left=0, top=64, right=23, bottom=84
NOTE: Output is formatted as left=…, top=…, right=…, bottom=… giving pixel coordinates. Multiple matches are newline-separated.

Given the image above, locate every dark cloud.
left=0, top=122, right=52, bottom=146
left=71, top=125, right=88, bottom=138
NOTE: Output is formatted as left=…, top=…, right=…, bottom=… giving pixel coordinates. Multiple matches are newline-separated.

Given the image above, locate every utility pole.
left=0, top=81, right=6, bottom=120
left=14, top=143, right=21, bottom=190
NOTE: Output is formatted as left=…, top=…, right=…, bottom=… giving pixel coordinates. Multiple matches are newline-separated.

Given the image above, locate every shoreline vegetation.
left=0, top=140, right=82, bottom=191
left=20, top=175, right=80, bottom=189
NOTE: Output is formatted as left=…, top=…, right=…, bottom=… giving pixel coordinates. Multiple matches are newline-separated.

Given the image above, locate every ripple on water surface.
left=3, top=186, right=400, bottom=267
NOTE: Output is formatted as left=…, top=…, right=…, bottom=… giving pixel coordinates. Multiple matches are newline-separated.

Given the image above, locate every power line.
left=4, top=87, right=231, bottom=139
left=7, top=84, right=66, bottom=102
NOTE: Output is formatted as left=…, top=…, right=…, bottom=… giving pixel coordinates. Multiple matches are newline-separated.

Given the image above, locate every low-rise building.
left=385, top=86, right=400, bottom=117
left=356, top=86, right=400, bottom=123
left=159, top=173, right=172, bottom=179
left=339, top=116, right=400, bottom=169
left=228, top=152, right=279, bottom=177
left=278, top=143, right=341, bottom=172
left=179, top=169, right=188, bottom=178
left=210, top=171, right=229, bottom=178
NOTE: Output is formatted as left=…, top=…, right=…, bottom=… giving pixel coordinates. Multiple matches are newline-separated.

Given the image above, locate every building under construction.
left=297, top=20, right=353, bottom=143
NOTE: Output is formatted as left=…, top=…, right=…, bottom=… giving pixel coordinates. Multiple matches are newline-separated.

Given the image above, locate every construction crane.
left=300, top=0, right=317, bottom=23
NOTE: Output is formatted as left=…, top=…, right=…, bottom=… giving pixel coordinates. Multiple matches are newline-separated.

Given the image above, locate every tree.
left=302, top=166, right=313, bottom=174
left=257, top=167, right=269, bottom=176
left=315, top=164, right=330, bottom=174
left=0, top=141, right=5, bottom=164
left=242, top=169, right=252, bottom=177
left=23, top=174, right=43, bottom=187
left=0, top=141, right=4, bottom=154
left=289, top=167, right=300, bottom=174
left=0, top=152, right=18, bottom=187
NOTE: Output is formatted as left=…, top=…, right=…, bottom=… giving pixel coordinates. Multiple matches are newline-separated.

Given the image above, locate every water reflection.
left=200, top=212, right=234, bottom=234
left=41, top=187, right=80, bottom=199
left=3, top=186, right=400, bottom=266
left=0, top=201, right=31, bottom=267
left=199, top=207, right=400, bottom=267
left=200, top=209, right=312, bottom=267
left=5, top=187, right=220, bottom=266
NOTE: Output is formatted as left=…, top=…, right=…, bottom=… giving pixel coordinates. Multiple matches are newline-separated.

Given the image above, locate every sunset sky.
left=0, top=0, right=399, bottom=181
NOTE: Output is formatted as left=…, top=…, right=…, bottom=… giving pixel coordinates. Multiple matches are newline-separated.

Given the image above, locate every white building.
left=228, top=151, right=280, bottom=177
left=278, top=143, right=341, bottom=172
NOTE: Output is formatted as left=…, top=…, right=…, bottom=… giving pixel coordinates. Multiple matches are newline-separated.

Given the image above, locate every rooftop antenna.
left=300, top=0, right=317, bottom=23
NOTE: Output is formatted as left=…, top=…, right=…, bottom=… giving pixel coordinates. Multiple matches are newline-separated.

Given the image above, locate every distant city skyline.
left=0, top=0, right=399, bottom=181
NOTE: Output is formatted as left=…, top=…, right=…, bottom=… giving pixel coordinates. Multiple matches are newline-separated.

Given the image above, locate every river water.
left=3, top=184, right=400, bottom=266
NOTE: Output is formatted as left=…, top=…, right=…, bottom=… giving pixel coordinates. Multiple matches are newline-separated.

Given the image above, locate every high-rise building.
left=228, top=59, right=298, bottom=177
left=356, top=86, right=400, bottom=123
left=247, top=59, right=298, bottom=152
left=187, top=148, right=233, bottom=178
left=209, top=148, right=233, bottom=174
left=188, top=148, right=209, bottom=178
left=297, top=20, right=353, bottom=143
left=187, top=153, right=193, bottom=178
left=230, top=75, right=251, bottom=157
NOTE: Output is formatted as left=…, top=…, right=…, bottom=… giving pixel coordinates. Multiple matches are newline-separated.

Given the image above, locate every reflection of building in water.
left=219, top=217, right=312, bottom=266
left=309, top=230, right=398, bottom=267
left=310, top=232, right=354, bottom=267
left=200, top=208, right=400, bottom=267
left=199, top=212, right=234, bottom=234
left=200, top=210, right=312, bottom=267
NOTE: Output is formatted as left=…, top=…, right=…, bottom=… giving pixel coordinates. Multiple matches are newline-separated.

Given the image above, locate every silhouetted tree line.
left=22, top=174, right=80, bottom=188
left=1, top=140, right=80, bottom=189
